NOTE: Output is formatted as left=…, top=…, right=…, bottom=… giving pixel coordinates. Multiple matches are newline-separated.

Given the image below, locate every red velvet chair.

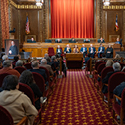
left=32, top=72, right=49, bottom=98
left=0, top=73, right=11, bottom=87
left=19, top=83, right=42, bottom=125
left=93, top=62, right=105, bottom=86
left=14, top=66, right=26, bottom=74
left=102, top=72, right=125, bottom=111
left=48, top=47, right=55, bottom=57
left=113, top=88, right=125, bottom=125
left=0, top=105, right=28, bottom=125
left=120, top=62, right=125, bottom=70
left=24, top=63, right=32, bottom=69
left=96, top=66, right=113, bottom=94
left=39, top=66, right=55, bottom=94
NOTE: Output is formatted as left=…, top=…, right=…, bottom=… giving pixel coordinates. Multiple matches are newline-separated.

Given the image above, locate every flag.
left=115, top=15, right=119, bottom=31
left=25, top=16, right=30, bottom=34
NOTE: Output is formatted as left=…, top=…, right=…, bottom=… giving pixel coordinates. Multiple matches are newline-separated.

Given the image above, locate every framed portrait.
left=5, top=39, right=19, bottom=56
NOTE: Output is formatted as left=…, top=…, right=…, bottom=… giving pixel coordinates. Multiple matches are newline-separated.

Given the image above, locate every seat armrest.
left=17, top=116, right=28, bottom=125
left=113, top=94, right=121, bottom=101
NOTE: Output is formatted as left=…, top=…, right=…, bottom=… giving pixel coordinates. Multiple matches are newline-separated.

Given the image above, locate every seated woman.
left=19, top=70, right=47, bottom=110
left=106, top=44, right=113, bottom=58
left=73, top=45, right=79, bottom=53
left=0, top=75, right=38, bottom=125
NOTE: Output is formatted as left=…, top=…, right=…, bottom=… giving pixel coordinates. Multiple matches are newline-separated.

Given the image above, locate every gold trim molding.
left=10, top=0, right=42, bottom=9
left=103, top=5, right=125, bottom=10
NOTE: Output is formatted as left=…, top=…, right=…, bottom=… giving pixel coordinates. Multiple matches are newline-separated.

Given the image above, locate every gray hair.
left=51, top=56, right=56, bottom=61
left=113, top=62, right=121, bottom=71
left=41, top=59, right=47, bottom=64
left=44, top=53, right=49, bottom=59
left=31, top=61, right=39, bottom=68
left=2, top=55, right=8, bottom=61
left=16, top=60, right=23, bottom=67
left=106, top=60, right=114, bottom=67
left=3, top=60, right=11, bottom=68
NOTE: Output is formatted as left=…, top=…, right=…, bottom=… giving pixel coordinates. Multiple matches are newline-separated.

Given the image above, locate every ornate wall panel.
left=0, top=0, right=2, bottom=49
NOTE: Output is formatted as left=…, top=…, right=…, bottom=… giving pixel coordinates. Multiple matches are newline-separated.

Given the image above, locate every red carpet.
left=41, top=69, right=116, bottom=125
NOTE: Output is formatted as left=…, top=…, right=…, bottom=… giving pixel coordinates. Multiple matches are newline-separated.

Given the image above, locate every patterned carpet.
left=41, top=69, right=116, bottom=125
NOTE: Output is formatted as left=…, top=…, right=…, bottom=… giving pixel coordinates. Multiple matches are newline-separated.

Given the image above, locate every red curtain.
left=51, top=0, right=94, bottom=38
left=0, top=0, right=9, bottom=47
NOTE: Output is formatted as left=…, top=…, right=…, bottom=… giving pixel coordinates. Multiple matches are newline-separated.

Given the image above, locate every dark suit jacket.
left=89, top=47, right=96, bottom=53
left=106, top=47, right=113, bottom=58
left=69, top=39, right=76, bottom=43
left=113, top=81, right=125, bottom=105
left=28, top=69, right=47, bottom=82
left=102, top=71, right=119, bottom=94
left=98, top=47, right=105, bottom=53
left=64, top=47, right=71, bottom=53
left=56, top=48, right=62, bottom=55
left=80, top=47, right=87, bottom=53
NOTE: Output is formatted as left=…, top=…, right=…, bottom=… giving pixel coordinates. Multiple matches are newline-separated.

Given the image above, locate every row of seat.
left=90, top=60, right=125, bottom=125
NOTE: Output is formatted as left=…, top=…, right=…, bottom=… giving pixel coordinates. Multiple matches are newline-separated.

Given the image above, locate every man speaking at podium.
left=9, top=41, right=18, bottom=55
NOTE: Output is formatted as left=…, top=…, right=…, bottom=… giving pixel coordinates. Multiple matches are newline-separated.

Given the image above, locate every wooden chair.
left=0, top=105, right=28, bottom=125
left=0, top=73, right=11, bottom=87
left=113, top=88, right=125, bottom=125
left=14, top=66, right=26, bottom=74
left=102, top=72, right=125, bottom=111
left=19, top=83, right=42, bottom=125
left=85, top=59, right=90, bottom=76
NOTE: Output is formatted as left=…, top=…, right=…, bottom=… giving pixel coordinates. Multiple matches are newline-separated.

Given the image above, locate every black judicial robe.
left=106, top=47, right=113, bottom=58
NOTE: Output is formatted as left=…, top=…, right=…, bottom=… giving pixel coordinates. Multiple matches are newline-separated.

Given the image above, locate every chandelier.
left=103, top=0, right=110, bottom=6
left=36, top=0, right=44, bottom=6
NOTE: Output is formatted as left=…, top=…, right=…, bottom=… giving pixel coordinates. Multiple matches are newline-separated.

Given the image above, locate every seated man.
left=69, top=38, right=76, bottom=43
left=55, top=39, right=62, bottom=43
left=98, top=37, right=105, bottom=43
left=84, top=39, right=90, bottom=43
left=29, top=61, right=48, bottom=86
left=80, top=44, right=87, bottom=58
left=64, top=44, right=71, bottom=54
left=15, top=60, right=24, bottom=67
left=40, top=59, right=54, bottom=76
left=89, top=44, right=96, bottom=58
left=98, top=44, right=105, bottom=58
left=0, top=60, right=20, bottom=78
left=2, top=55, right=8, bottom=62
left=106, top=44, right=113, bottom=58
left=56, top=45, right=62, bottom=57
left=0, top=75, right=38, bottom=125
left=113, top=81, right=125, bottom=105
left=102, top=62, right=121, bottom=94
left=115, top=37, right=122, bottom=46
left=73, top=45, right=79, bottom=53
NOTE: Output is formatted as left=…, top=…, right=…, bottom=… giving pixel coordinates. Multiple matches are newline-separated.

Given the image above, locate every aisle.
left=41, top=69, right=116, bottom=125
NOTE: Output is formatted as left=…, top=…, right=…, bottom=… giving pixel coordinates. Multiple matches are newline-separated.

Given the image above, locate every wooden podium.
left=113, top=44, right=121, bottom=57
left=66, top=53, right=83, bottom=69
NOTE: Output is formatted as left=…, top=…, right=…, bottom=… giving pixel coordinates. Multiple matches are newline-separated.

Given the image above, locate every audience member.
left=85, top=53, right=90, bottom=64
left=12, top=56, right=19, bottom=68
left=2, top=55, right=8, bottom=61
left=16, top=60, right=24, bottom=67
left=0, top=60, right=20, bottom=78
left=19, top=70, right=47, bottom=110
left=98, top=44, right=105, bottom=58
left=40, top=59, right=54, bottom=76
left=64, top=44, right=71, bottom=53
left=106, top=44, right=113, bottom=58
left=56, top=45, right=62, bottom=57
left=44, top=53, right=49, bottom=59
left=80, top=44, right=87, bottom=58
left=89, top=44, right=96, bottom=58
left=105, top=60, right=114, bottom=67
left=113, top=81, right=125, bottom=105
left=73, top=45, right=79, bottom=53
left=51, top=56, right=59, bottom=73
left=29, top=61, right=47, bottom=83
left=0, top=75, right=38, bottom=125
left=102, top=62, right=121, bottom=94
left=115, top=54, right=121, bottom=59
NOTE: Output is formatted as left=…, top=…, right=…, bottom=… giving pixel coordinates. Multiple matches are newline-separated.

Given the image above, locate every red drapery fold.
left=0, top=0, right=9, bottom=47
left=51, top=0, right=94, bottom=38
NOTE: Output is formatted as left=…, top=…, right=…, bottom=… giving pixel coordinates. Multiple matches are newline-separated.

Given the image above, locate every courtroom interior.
left=0, top=0, right=125, bottom=125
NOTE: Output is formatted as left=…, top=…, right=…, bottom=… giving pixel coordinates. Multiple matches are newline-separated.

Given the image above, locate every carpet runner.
left=40, top=69, right=116, bottom=125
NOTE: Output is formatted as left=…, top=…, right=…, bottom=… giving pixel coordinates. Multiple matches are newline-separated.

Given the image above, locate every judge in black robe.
left=106, top=45, right=113, bottom=58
